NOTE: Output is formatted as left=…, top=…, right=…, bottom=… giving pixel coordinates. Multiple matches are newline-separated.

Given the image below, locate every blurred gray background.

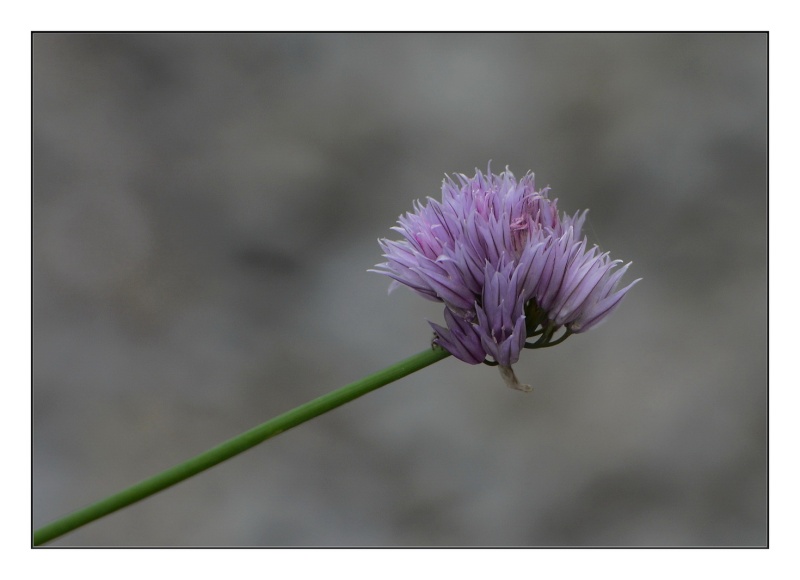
left=33, top=33, right=766, bottom=546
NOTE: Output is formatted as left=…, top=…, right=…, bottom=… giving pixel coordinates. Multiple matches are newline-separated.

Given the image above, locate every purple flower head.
left=372, top=165, right=640, bottom=392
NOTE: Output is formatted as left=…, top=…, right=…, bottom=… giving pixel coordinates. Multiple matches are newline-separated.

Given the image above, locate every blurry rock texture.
left=33, top=33, right=766, bottom=546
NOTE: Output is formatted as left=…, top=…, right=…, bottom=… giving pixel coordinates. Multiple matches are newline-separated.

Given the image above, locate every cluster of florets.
left=372, top=167, right=639, bottom=391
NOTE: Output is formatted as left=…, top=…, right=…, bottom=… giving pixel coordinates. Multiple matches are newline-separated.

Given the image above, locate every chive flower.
left=372, top=166, right=640, bottom=392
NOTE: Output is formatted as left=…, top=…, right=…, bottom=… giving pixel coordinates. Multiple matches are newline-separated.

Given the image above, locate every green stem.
left=34, top=346, right=450, bottom=546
